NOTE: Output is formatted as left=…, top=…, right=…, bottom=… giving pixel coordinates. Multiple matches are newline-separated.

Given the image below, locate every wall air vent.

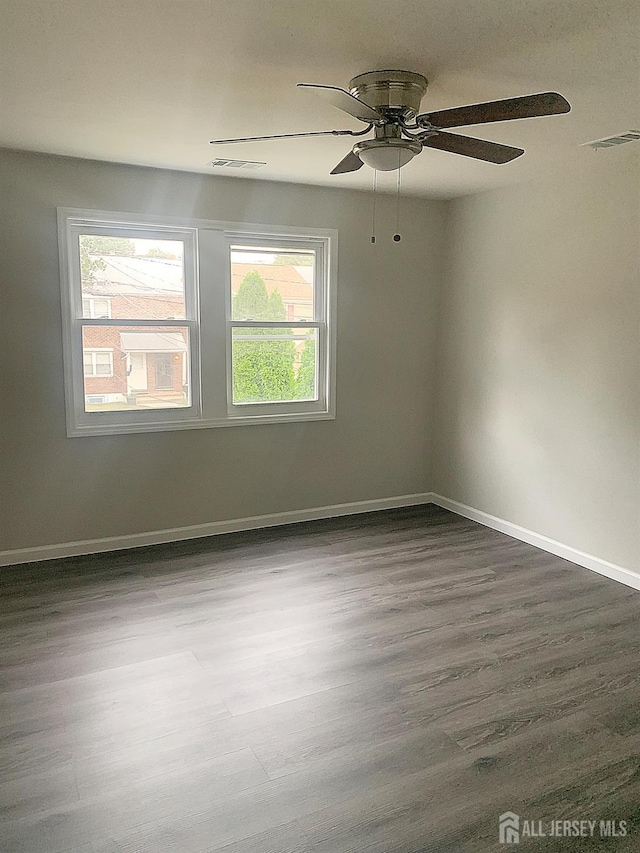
left=583, top=130, right=640, bottom=150
left=209, top=159, right=266, bottom=169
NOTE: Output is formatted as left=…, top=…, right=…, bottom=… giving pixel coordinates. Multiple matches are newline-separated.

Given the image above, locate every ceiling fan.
left=210, top=70, right=571, bottom=174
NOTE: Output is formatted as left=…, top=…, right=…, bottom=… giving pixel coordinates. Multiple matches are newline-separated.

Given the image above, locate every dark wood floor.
left=2, top=505, right=640, bottom=852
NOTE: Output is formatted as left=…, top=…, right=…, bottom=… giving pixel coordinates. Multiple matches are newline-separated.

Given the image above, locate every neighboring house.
left=82, top=255, right=188, bottom=407
left=82, top=256, right=313, bottom=406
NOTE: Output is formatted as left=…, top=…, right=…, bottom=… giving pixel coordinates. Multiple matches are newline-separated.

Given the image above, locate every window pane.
left=232, top=327, right=317, bottom=404
left=82, top=325, right=191, bottom=412
left=79, top=235, right=186, bottom=320
left=230, top=246, right=314, bottom=322
left=92, top=352, right=111, bottom=376
left=92, top=299, right=111, bottom=318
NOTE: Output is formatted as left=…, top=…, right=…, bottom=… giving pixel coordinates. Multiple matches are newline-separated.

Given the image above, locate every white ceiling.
left=1, top=0, right=638, bottom=198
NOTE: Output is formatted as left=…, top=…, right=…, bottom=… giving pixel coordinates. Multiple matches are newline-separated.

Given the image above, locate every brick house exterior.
left=83, top=326, right=186, bottom=401
left=82, top=255, right=188, bottom=406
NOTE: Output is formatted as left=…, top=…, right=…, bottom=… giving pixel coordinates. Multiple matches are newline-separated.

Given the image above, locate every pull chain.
left=371, top=169, right=377, bottom=244
left=394, top=154, right=402, bottom=242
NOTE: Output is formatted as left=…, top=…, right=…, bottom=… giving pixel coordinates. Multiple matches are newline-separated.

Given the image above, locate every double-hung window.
left=83, top=350, right=114, bottom=377
left=58, top=209, right=336, bottom=436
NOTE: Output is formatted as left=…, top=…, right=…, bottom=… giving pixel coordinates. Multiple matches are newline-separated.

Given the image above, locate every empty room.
left=1, top=1, right=639, bottom=851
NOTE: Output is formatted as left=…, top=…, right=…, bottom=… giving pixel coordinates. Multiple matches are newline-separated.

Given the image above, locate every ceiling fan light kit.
left=355, top=137, right=423, bottom=171
left=209, top=68, right=570, bottom=176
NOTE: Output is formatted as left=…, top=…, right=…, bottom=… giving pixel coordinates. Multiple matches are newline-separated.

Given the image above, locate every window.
left=58, top=209, right=336, bottom=436
left=82, top=297, right=111, bottom=319
left=83, top=349, right=113, bottom=377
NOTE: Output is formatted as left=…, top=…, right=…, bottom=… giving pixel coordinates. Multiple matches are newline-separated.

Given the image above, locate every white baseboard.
left=4, top=491, right=638, bottom=594
left=430, top=493, right=640, bottom=592
left=0, top=492, right=434, bottom=567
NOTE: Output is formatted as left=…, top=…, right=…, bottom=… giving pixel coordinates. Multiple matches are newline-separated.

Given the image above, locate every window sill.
left=66, top=410, right=336, bottom=437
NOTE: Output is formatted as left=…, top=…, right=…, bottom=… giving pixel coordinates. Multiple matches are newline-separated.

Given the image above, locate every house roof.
left=89, top=255, right=184, bottom=296
left=87, top=256, right=313, bottom=303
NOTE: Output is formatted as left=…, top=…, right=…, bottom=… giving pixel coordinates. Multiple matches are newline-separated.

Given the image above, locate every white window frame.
left=82, top=297, right=112, bottom=319
left=225, top=234, right=329, bottom=420
left=83, top=348, right=114, bottom=377
left=58, top=208, right=337, bottom=437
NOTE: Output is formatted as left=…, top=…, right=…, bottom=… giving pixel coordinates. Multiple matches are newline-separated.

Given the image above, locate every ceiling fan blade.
left=330, top=150, right=364, bottom=175
left=297, top=84, right=382, bottom=123
left=210, top=129, right=367, bottom=144
left=420, top=131, right=524, bottom=163
left=419, top=92, right=571, bottom=129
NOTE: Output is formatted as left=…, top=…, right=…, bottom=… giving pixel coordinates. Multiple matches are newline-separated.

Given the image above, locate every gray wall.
left=1, top=148, right=444, bottom=551
left=433, top=150, right=640, bottom=571
left=4, top=145, right=638, bottom=571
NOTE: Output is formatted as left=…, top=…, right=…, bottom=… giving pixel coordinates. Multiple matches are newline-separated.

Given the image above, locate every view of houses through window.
left=80, top=235, right=189, bottom=411
left=230, top=246, right=317, bottom=404
left=80, top=236, right=316, bottom=411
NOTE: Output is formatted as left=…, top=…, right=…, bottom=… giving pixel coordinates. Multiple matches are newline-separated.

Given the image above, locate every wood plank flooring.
left=2, top=505, right=640, bottom=852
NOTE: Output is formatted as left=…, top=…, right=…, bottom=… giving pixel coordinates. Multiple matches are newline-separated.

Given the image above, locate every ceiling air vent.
left=209, top=158, right=266, bottom=169
left=583, top=130, right=640, bottom=150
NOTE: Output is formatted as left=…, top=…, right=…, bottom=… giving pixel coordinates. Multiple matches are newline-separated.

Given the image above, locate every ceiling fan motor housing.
left=349, top=70, right=428, bottom=118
